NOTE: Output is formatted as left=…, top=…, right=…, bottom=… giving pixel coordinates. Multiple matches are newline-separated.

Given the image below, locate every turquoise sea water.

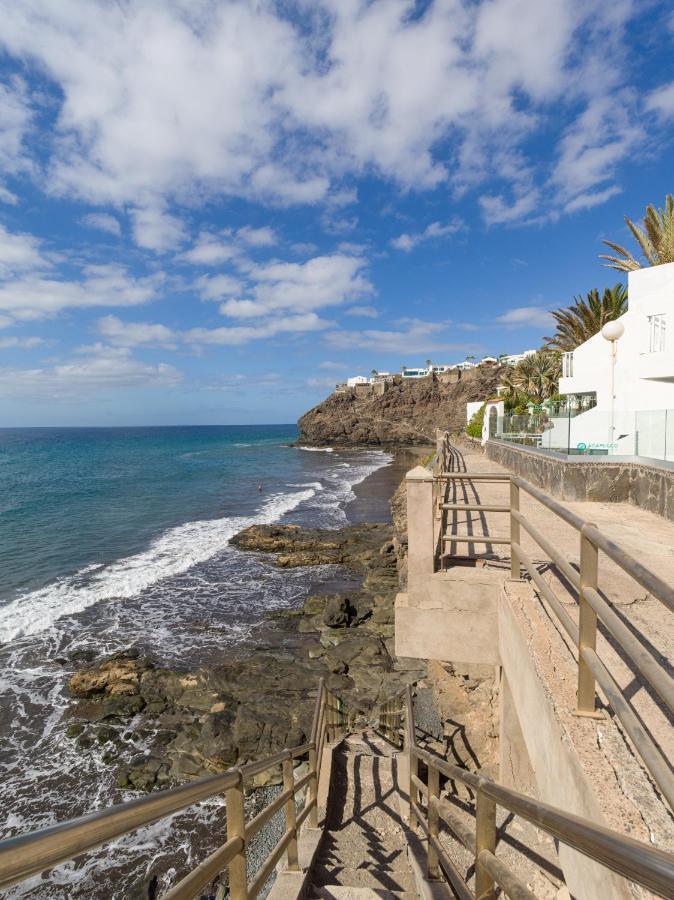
left=0, top=425, right=390, bottom=898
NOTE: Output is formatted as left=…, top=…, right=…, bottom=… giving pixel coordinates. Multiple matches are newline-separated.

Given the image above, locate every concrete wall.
left=486, top=438, right=674, bottom=520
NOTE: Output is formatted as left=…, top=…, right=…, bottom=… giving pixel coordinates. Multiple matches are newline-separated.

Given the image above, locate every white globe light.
left=601, top=320, right=625, bottom=342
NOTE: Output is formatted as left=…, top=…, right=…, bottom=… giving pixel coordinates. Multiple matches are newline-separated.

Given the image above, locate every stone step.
left=311, top=864, right=417, bottom=893
left=309, top=887, right=417, bottom=900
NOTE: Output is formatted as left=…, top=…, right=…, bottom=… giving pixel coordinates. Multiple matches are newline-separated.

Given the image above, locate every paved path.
left=307, top=732, right=418, bottom=900
left=441, top=442, right=674, bottom=777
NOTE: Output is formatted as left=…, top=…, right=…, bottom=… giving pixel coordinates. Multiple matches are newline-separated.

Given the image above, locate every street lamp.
left=601, top=319, right=624, bottom=452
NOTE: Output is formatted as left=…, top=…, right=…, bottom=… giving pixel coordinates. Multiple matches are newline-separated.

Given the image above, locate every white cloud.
left=185, top=313, right=330, bottom=346
left=180, top=232, right=238, bottom=266
left=0, top=263, right=161, bottom=320
left=237, top=226, right=276, bottom=247
left=0, top=224, right=47, bottom=274
left=319, top=360, right=348, bottom=371
left=479, top=188, right=541, bottom=225
left=0, top=0, right=639, bottom=222
left=0, top=77, right=32, bottom=178
left=645, top=81, right=674, bottom=119
left=131, top=204, right=187, bottom=252
left=564, top=185, right=621, bottom=213
left=552, top=94, right=642, bottom=211
left=344, top=305, right=378, bottom=318
left=244, top=255, right=372, bottom=316
left=97, top=315, right=177, bottom=348
left=494, top=306, right=553, bottom=328
left=0, top=186, right=18, bottom=205
left=326, top=319, right=477, bottom=355
left=81, top=212, right=121, bottom=236
left=0, top=335, right=46, bottom=349
left=391, top=220, right=463, bottom=252
left=195, top=273, right=244, bottom=301
left=0, top=345, right=182, bottom=399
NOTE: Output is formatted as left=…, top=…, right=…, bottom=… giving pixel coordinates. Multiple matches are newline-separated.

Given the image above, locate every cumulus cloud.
left=494, top=306, right=553, bottom=328
left=646, top=81, right=674, bottom=119
left=0, top=261, right=161, bottom=320
left=185, top=313, right=330, bottom=346
left=81, top=212, right=121, bottom=236
left=326, top=319, right=479, bottom=355
left=0, top=224, right=47, bottom=274
left=97, top=315, right=177, bottom=348
left=237, top=226, right=276, bottom=247
left=0, top=0, right=642, bottom=224
left=391, top=221, right=463, bottom=252
left=0, top=344, right=181, bottom=399
left=0, top=335, right=46, bottom=349
left=131, top=205, right=187, bottom=252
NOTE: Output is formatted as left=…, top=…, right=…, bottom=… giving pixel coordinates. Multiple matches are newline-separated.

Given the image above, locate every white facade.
left=559, top=263, right=674, bottom=410
left=547, top=262, right=674, bottom=458
left=501, top=350, right=536, bottom=366
left=466, top=400, right=484, bottom=423
left=346, top=375, right=369, bottom=387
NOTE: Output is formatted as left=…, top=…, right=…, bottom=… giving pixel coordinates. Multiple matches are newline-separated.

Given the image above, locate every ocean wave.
left=297, top=446, right=333, bottom=452
left=0, top=488, right=316, bottom=645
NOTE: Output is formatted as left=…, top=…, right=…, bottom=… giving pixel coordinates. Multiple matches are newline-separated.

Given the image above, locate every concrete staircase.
left=306, top=731, right=418, bottom=900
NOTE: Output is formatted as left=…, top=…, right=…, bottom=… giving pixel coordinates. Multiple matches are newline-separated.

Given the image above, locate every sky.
left=0, top=0, right=673, bottom=426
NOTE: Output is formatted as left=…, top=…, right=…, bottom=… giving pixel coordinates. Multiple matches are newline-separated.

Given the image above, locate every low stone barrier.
left=485, top=439, right=674, bottom=520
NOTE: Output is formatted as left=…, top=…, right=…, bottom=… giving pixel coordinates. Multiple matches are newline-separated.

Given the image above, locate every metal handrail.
left=381, top=686, right=674, bottom=899
left=435, top=443, right=674, bottom=810
left=0, top=677, right=352, bottom=897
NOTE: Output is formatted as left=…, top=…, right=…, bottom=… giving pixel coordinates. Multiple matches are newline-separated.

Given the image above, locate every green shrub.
left=466, top=404, right=486, bottom=438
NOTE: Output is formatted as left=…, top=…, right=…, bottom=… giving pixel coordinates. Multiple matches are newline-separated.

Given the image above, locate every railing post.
left=427, top=763, right=440, bottom=880
left=308, top=746, right=319, bottom=828
left=406, top=467, right=436, bottom=585
left=578, top=524, right=599, bottom=715
left=226, top=771, right=247, bottom=900
left=509, top=478, right=521, bottom=579
left=282, top=756, right=300, bottom=871
left=475, top=789, right=496, bottom=900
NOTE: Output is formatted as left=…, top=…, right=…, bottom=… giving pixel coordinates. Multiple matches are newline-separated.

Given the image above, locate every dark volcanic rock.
left=298, top=366, right=505, bottom=446
left=66, top=501, right=426, bottom=792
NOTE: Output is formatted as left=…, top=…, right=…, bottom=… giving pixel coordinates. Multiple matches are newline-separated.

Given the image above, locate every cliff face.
left=298, top=366, right=504, bottom=445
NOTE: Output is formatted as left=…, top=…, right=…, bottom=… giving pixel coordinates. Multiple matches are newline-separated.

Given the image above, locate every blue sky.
left=0, top=0, right=673, bottom=426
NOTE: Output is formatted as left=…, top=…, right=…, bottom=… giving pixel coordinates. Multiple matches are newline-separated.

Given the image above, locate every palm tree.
left=600, top=194, right=674, bottom=272
left=544, top=284, right=628, bottom=352
left=500, top=350, right=561, bottom=405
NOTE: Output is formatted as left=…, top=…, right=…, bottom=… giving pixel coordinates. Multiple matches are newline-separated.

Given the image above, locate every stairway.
left=306, top=731, right=419, bottom=900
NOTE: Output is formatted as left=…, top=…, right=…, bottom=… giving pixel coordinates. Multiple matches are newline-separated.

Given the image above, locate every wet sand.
left=345, top=446, right=431, bottom=524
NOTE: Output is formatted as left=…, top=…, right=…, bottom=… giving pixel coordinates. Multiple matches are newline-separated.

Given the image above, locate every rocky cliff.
left=298, top=366, right=504, bottom=445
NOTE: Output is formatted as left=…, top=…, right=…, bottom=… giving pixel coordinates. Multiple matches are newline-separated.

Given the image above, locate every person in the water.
left=257, top=484, right=263, bottom=492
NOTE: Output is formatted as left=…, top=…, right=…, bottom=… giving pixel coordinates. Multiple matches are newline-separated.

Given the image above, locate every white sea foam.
left=297, top=446, right=333, bottom=452
left=0, top=488, right=315, bottom=645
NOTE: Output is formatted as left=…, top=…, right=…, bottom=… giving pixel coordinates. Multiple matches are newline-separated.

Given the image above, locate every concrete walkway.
left=307, top=732, right=418, bottom=900
left=441, top=442, right=674, bottom=801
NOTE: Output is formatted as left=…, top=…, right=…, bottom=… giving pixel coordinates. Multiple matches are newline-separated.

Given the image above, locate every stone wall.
left=485, top=439, right=674, bottom=520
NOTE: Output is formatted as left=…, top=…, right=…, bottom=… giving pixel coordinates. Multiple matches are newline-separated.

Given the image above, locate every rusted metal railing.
left=434, top=439, right=674, bottom=812
left=0, top=678, right=349, bottom=898
left=380, top=685, right=674, bottom=899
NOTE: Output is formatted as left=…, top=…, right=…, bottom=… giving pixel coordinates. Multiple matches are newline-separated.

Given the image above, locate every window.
left=648, top=314, right=666, bottom=353
left=562, top=351, right=574, bottom=378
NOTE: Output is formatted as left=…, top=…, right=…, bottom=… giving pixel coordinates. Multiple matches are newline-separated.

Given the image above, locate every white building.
left=501, top=350, right=536, bottom=366
left=346, top=375, right=369, bottom=387
left=548, top=262, right=674, bottom=458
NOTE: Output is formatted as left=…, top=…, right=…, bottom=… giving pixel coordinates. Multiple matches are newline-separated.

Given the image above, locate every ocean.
left=0, top=425, right=391, bottom=898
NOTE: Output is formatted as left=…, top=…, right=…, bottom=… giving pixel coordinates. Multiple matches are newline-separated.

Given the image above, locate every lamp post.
left=601, top=319, right=624, bottom=453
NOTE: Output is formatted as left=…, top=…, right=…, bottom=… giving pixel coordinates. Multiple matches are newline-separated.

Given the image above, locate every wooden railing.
left=0, top=679, right=349, bottom=898
left=383, top=685, right=674, bottom=899
left=432, top=438, right=674, bottom=813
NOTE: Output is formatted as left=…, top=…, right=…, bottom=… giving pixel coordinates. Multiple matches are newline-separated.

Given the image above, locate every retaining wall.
left=485, top=439, right=674, bottom=520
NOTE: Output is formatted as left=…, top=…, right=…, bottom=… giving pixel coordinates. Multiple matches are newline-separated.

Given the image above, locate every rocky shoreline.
left=64, top=475, right=424, bottom=793
left=64, top=449, right=497, bottom=800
